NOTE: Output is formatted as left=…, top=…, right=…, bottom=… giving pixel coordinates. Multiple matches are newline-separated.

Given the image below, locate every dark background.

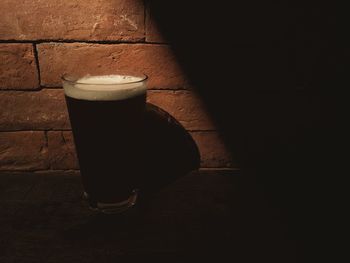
left=147, top=0, right=338, bottom=261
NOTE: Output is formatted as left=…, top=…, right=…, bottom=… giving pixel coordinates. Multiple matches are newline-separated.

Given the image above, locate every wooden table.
left=0, top=170, right=297, bottom=263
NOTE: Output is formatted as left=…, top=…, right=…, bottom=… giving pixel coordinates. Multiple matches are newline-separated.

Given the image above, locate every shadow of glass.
left=141, top=103, right=200, bottom=197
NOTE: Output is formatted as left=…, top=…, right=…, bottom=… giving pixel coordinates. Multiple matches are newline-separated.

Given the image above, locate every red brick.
left=0, top=0, right=144, bottom=41
left=47, top=131, right=79, bottom=170
left=0, top=131, right=49, bottom=170
left=47, top=131, right=235, bottom=170
left=0, top=89, right=70, bottom=131
left=37, top=43, right=187, bottom=88
left=0, top=89, right=214, bottom=131
left=191, top=132, right=236, bottom=168
left=0, top=44, right=39, bottom=89
left=147, top=91, right=215, bottom=130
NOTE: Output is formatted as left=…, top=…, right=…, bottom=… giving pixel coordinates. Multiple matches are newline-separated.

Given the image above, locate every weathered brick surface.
left=0, top=2, right=235, bottom=171
left=0, top=44, right=39, bottom=90
left=37, top=43, right=187, bottom=88
left=0, top=131, right=49, bottom=170
left=147, top=91, right=215, bottom=130
left=47, top=131, right=79, bottom=170
left=0, top=90, right=70, bottom=131
left=0, top=0, right=144, bottom=41
left=0, top=89, right=214, bottom=131
left=45, top=130, right=234, bottom=169
left=191, top=132, right=235, bottom=168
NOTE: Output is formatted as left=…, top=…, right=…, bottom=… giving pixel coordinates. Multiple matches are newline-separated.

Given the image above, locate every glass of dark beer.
left=62, top=73, right=147, bottom=214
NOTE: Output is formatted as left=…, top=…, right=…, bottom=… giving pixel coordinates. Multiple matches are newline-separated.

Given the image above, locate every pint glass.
left=62, top=74, right=147, bottom=214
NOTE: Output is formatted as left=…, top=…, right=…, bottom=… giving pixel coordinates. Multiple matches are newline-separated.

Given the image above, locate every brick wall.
left=0, top=0, right=235, bottom=171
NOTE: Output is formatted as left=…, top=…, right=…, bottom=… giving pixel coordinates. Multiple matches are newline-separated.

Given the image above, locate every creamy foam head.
left=63, top=75, right=147, bottom=101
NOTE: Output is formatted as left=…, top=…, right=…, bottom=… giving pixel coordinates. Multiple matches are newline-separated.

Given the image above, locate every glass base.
left=83, top=189, right=138, bottom=215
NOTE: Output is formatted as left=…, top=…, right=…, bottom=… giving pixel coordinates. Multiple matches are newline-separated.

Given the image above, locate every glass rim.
left=61, top=73, right=148, bottom=86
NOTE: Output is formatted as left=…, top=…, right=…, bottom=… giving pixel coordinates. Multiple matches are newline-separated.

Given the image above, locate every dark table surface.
left=0, top=170, right=298, bottom=263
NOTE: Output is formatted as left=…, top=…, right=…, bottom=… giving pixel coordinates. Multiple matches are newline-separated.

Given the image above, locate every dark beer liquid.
left=65, top=93, right=146, bottom=203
